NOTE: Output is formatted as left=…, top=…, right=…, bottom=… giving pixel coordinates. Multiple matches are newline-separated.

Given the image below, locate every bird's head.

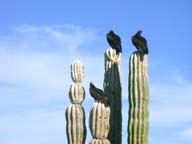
left=90, top=82, right=93, bottom=87
left=135, top=30, right=144, bottom=36
left=109, top=29, right=115, bottom=34
left=138, top=30, right=144, bottom=34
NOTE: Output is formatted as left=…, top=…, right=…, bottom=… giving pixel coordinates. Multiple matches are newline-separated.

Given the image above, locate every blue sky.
left=0, top=0, right=192, bottom=144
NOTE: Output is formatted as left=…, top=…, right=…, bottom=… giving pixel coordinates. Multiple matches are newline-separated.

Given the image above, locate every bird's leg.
left=139, top=52, right=144, bottom=61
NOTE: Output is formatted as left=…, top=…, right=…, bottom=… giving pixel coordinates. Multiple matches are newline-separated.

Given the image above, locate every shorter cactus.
left=89, top=102, right=110, bottom=144
left=66, top=60, right=86, bottom=144
left=89, top=102, right=110, bottom=139
left=89, top=81, right=111, bottom=144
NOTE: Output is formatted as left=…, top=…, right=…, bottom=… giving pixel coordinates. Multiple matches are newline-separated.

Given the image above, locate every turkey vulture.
left=89, top=82, right=109, bottom=107
left=106, top=30, right=122, bottom=54
left=132, top=30, right=148, bottom=54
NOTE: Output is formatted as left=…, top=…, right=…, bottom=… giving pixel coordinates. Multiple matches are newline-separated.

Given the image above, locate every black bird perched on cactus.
left=132, top=30, right=149, bottom=54
left=89, top=82, right=109, bottom=107
left=106, top=30, right=122, bottom=54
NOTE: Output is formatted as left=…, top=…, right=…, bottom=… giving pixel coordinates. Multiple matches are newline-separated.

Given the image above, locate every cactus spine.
left=89, top=102, right=111, bottom=144
left=128, top=52, right=149, bottom=144
left=103, top=48, right=122, bottom=144
left=66, top=60, right=86, bottom=144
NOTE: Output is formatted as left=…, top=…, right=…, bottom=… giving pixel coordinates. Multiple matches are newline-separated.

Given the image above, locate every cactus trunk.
left=66, top=60, right=86, bottom=144
left=128, top=52, right=149, bottom=144
left=89, top=102, right=111, bottom=144
left=103, top=48, right=122, bottom=144
left=66, top=104, right=86, bottom=144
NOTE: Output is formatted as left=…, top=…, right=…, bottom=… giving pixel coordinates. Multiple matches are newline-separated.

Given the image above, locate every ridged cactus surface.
left=89, top=102, right=110, bottom=138
left=69, top=83, right=85, bottom=104
left=128, top=52, right=149, bottom=144
left=89, top=82, right=111, bottom=144
left=89, top=139, right=111, bottom=144
left=89, top=102, right=110, bottom=144
left=71, top=60, right=84, bottom=83
left=66, top=60, right=86, bottom=144
left=103, top=48, right=122, bottom=144
left=66, top=104, right=86, bottom=144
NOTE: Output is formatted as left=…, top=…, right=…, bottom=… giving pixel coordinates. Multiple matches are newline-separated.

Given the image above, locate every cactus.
left=89, top=139, right=111, bottom=144
left=128, top=52, right=150, bottom=144
left=71, top=60, right=84, bottom=83
left=66, top=104, right=86, bottom=144
left=69, top=83, right=85, bottom=104
left=89, top=102, right=110, bottom=144
left=103, top=48, right=122, bottom=144
left=66, top=60, right=86, bottom=144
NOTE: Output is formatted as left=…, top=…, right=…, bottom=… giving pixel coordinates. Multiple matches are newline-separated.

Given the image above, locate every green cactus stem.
left=128, top=52, right=149, bottom=144
left=66, top=60, right=86, bottom=144
left=103, top=48, right=122, bottom=144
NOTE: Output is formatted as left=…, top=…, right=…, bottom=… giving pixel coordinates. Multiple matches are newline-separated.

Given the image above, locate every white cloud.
left=9, top=24, right=98, bottom=54
left=0, top=26, right=113, bottom=144
left=0, top=24, right=129, bottom=144
left=0, top=51, right=65, bottom=89
left=0, top=24, right=100, bottom=95
left=1, top=24, right=192, bottom=144
left=0, top=24, right=103, bottom=144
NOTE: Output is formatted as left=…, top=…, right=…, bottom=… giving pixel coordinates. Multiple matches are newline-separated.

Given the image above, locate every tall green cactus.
left=89, top=102, right=111, bottom=144
left=128, top=52, right=149, bottom=144
left=66, top=60, right=86, bottom=144
left=103, top=48, right=122, bottom=144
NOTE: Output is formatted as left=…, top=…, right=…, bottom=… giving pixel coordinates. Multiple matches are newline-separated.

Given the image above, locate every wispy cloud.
left=0, top=24, right=192, bottom=144
left=0, top=24, right=102, bottom=106
left=14, top=24, right=98, bottom=53
left=0, top=24, right=103, bottom=144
